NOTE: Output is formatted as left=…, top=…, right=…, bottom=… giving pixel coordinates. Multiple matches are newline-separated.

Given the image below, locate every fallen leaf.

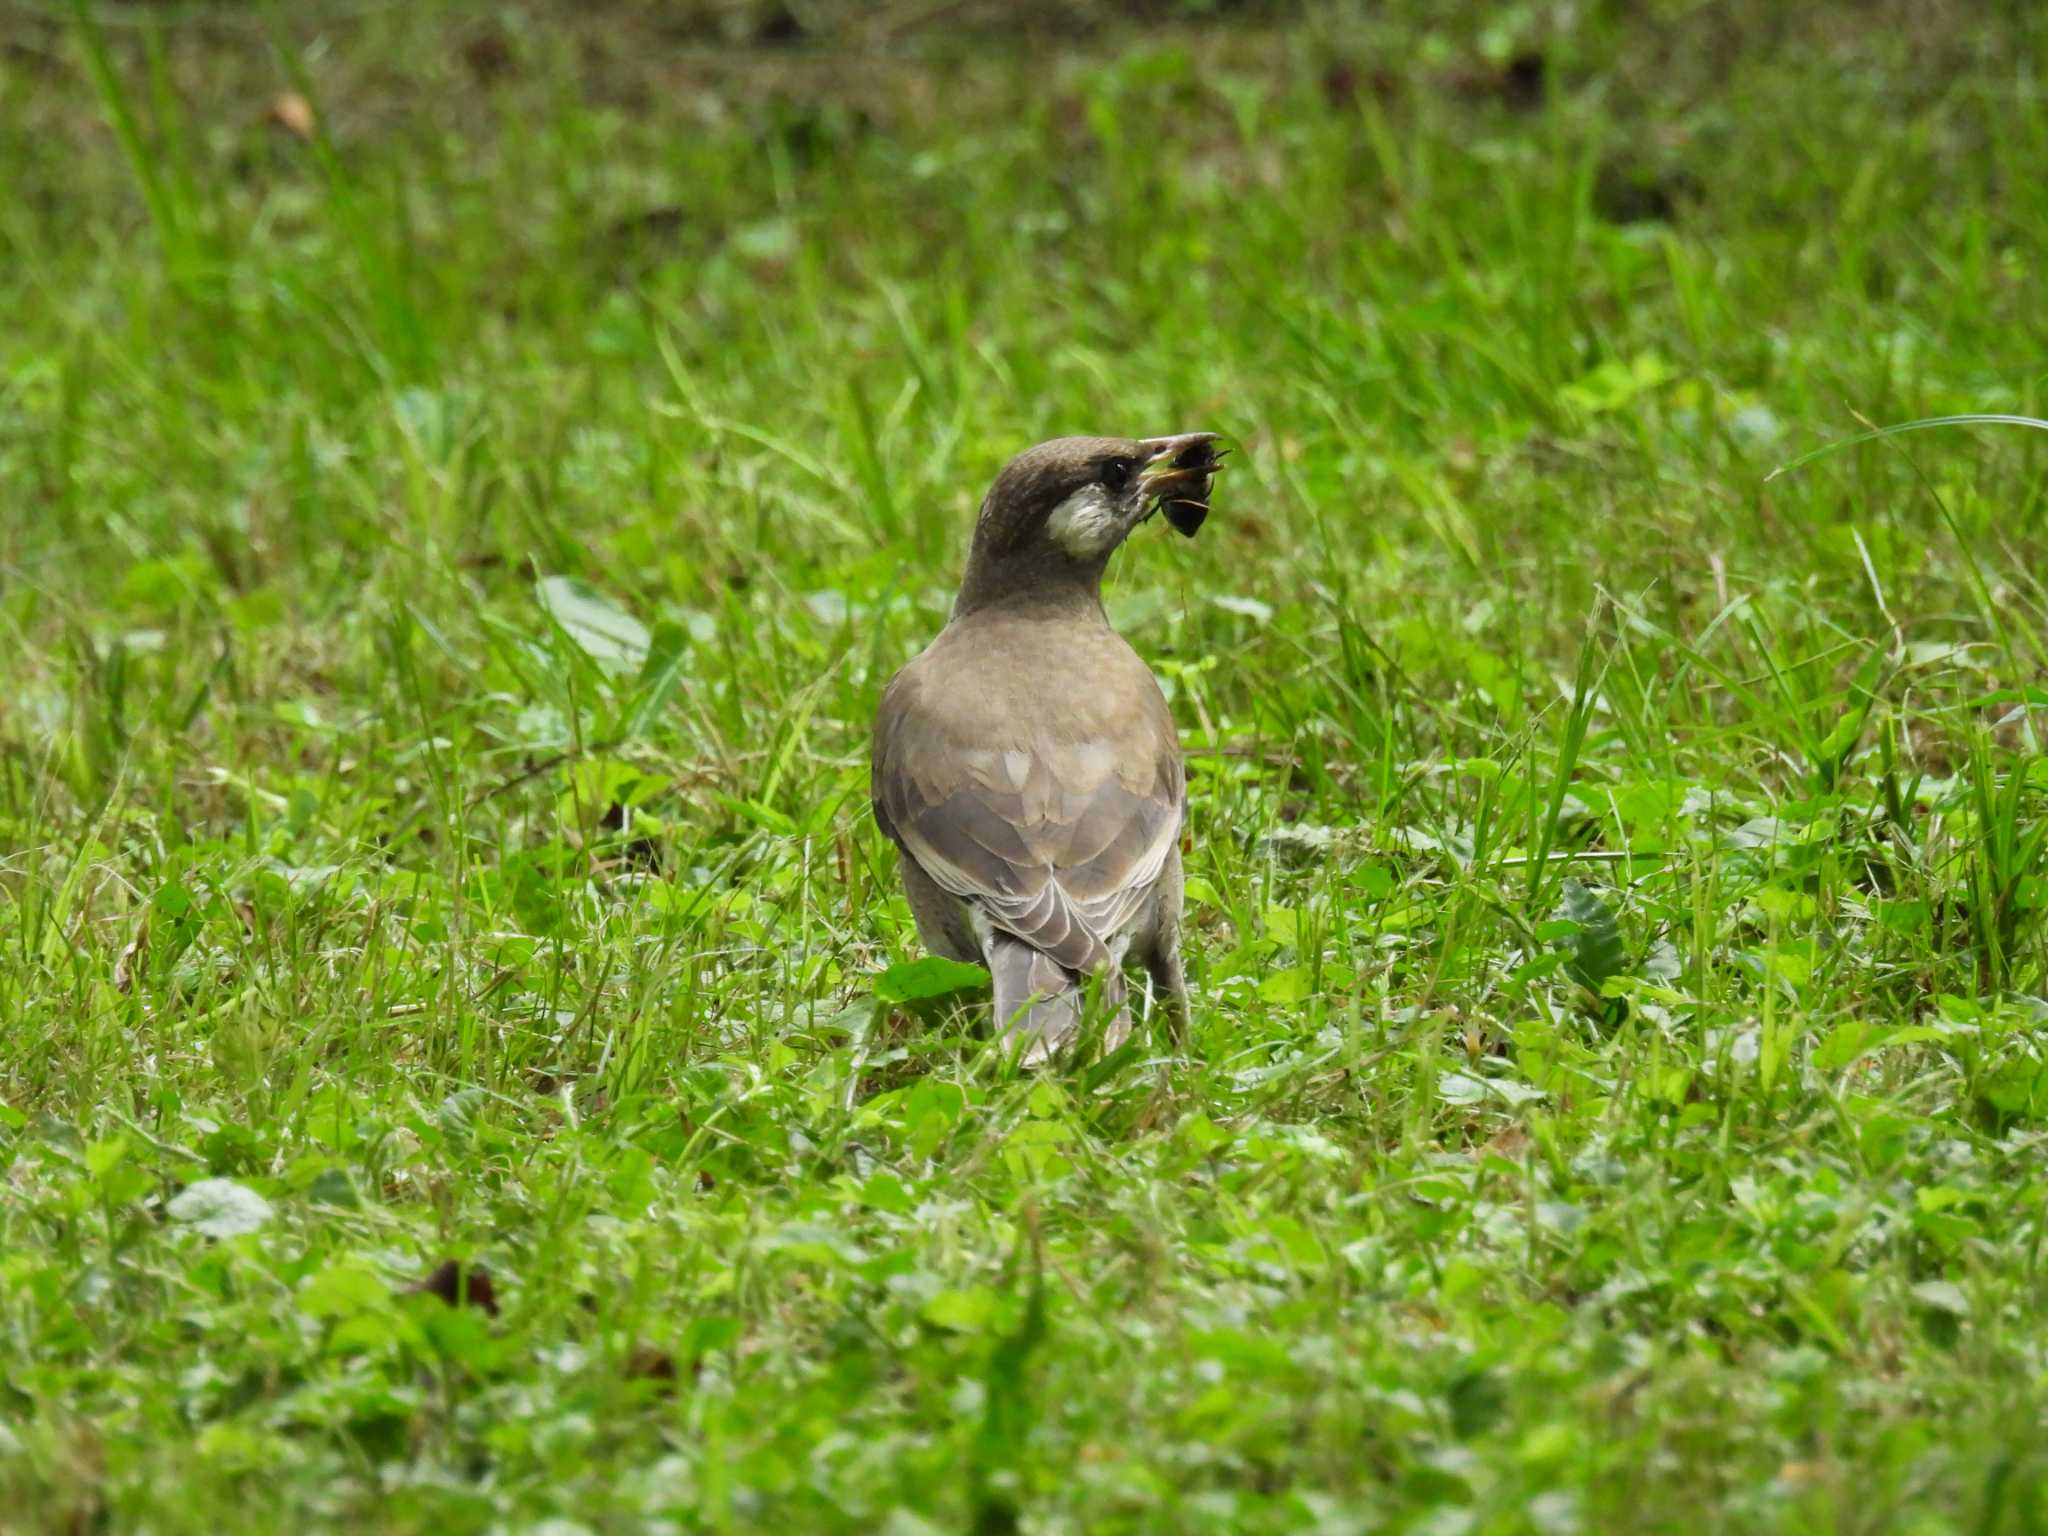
left=623, top=1345, right=678, bottom=1388
left=112, top=913, right=149, bottom=994
left=266, top=92, right=316, bottom=141
left=462, top=29, right=515, bottom=86
left=409, top=1259, right=500, bottom=1316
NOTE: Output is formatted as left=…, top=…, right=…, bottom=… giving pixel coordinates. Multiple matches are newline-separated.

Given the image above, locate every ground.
left=3, top=1, right=2047, bottom=1531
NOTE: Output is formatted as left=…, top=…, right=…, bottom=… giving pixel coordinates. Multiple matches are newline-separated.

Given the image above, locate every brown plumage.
left=872, top=433, right=1220, bottom=1061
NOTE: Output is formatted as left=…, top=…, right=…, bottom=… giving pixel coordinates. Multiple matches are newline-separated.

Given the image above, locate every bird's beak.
left=1136, top=432, right=1225, bottom=536
left=1136, top=432, right=1223, bottom=495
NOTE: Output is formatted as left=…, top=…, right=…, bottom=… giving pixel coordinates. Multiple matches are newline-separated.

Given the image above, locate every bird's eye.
left=1101, top=457, right=1135, bottom=492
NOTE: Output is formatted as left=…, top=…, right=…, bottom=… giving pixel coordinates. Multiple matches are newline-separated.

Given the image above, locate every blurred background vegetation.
left=3, top=2, right=2047, bottom=1532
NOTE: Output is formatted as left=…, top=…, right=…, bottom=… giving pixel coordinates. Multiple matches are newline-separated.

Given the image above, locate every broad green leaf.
left=1910, top=1280, right=1970, bottom=1317
left=1556, top=878, right=1626, bottom=995
left=875, top=956, right=990, bottom=1005
left=299, top=1261, right=390, bottom=1321
left=1560, top=351, right=1673, bottom=415
left=1438, top=1072, right=1488, bottom=1104
left=167, top=1178, right=273, bottom=1239
left=923, top=1286, right=1001, bottom=1333
left=537, top=575, right=650, bottom=671
left=1260, top=964, right=1315, bottom=1004
left=680, top=1314, right=740, bottom=1360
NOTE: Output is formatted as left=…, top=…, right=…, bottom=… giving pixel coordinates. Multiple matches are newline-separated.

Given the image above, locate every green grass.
left=4, top=1, right=2048, bottom=1530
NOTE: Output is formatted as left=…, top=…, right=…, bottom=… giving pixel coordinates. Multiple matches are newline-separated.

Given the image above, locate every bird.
left=871, top=432, right=1222, bottom=1063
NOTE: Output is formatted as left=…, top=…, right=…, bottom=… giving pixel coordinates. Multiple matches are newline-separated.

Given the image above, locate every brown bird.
left=871, top=433, right=1222, bottom=1061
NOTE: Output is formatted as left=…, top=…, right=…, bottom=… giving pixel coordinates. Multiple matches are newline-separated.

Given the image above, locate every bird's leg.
left=1144, top=941, right=1190, bottom=1047
left=1091, top=967, right=1133, bottom=1057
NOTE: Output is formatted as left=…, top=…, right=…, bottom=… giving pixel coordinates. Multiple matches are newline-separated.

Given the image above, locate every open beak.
left=1136, top=431, right=1226, bottom=536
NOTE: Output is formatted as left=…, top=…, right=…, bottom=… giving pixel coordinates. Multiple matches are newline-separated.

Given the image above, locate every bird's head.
left=955, top=432, right=1224, bottom=615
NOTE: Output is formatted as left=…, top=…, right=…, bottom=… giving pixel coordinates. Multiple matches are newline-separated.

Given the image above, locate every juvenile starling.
left=871, top=433, right=1221, bottom=1062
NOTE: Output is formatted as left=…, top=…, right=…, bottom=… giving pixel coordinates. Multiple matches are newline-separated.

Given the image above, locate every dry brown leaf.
left=407, top=1259, right=500, bottom=1315
left=266, top=92, right=316, bottom=141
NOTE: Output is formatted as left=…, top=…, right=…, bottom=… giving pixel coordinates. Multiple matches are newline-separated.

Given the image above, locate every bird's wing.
left=874, top=684, right=1184, bottom=976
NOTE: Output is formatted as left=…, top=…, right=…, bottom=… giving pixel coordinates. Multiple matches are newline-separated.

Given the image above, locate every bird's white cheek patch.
left=1044, top=484, right=1126, bottom=557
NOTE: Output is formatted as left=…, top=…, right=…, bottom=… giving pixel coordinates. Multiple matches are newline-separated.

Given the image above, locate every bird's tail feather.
left=987, top=936, right=1130, bottom=1066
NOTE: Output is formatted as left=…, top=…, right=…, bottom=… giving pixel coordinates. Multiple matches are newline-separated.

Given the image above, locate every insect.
left=1160, top=439, right=1225, bottom=537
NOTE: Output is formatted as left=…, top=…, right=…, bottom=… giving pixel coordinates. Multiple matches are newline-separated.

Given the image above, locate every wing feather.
left=876, top=724, right=1182, bottom=974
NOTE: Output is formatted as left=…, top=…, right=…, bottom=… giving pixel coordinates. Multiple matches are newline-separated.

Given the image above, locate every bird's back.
left=877, top=608, right=1179, bottom=789
left=872, top=607, right=1184, bottom=973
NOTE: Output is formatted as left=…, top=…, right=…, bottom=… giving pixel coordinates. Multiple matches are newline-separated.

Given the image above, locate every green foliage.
left=2, top=1, right=2048, bottom=1532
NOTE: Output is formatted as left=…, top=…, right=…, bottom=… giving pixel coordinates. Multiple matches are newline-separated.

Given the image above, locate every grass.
left=2, top=0, right=2047, bottom=1530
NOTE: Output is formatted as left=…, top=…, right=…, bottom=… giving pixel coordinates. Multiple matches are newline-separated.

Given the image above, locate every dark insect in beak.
left=1148, top=440, right=1226, bottom=538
